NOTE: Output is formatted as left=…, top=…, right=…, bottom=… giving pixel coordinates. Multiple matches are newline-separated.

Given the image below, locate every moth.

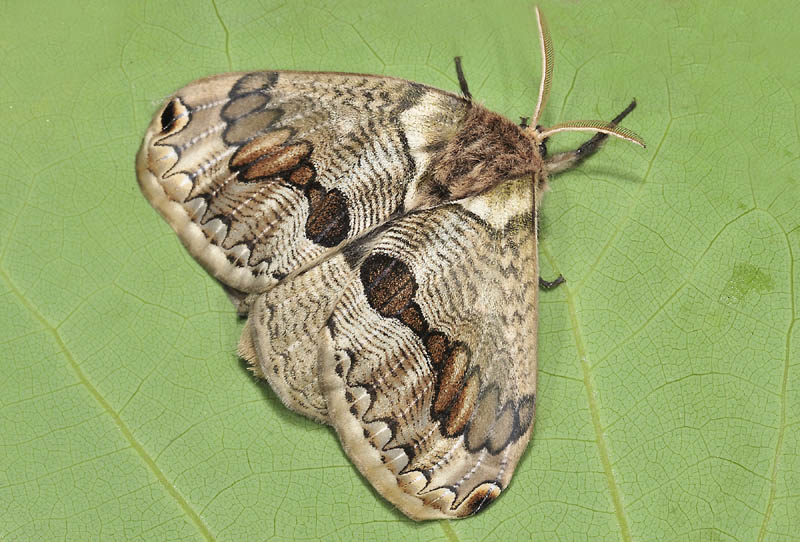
left=136, top=7, right=643, bottom=520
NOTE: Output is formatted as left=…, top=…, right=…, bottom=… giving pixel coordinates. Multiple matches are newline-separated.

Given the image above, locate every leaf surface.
left=1, top=1, right=797, bottom=540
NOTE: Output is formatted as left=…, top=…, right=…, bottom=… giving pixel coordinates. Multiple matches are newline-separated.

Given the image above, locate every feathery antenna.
left=531, top=6, right=553, bottom=127
left=530, top=6, right=644, bottom=148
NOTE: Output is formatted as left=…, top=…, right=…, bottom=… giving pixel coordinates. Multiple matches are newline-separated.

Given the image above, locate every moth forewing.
left=135, top=6, right=643, bottom=522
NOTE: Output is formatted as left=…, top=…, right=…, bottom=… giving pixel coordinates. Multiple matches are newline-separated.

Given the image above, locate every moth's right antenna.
left=531, top=6, right=553, bottom=128
left=544, top=99, right=644, bottom=175
left=528, top=6, right=645, bottom=153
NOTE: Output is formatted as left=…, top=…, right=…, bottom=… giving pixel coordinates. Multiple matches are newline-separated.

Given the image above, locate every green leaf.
left=1, top=0, right=797, bottom=540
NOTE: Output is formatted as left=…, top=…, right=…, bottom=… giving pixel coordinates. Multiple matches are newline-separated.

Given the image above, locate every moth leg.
left=539, top=274, right=566, bottom=290
left=453, top=57, right=472, bottom=100
left=519, top=116, right=530, bottom=129
left=545, top=100, right=637, bottom=175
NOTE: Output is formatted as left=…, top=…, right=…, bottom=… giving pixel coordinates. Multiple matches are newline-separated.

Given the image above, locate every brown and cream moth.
left=135, top=7, right=644, bottom=521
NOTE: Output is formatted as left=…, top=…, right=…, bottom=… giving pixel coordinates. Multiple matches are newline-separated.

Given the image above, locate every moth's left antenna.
left=454, top=57, right=472, bottom=100
left=531, top=6, right=553, bottom=127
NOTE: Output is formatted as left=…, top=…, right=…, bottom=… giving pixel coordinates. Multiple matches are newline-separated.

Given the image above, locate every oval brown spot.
left=487, top=403, right=515, bottom=453
left=444, top=372, right=479, bottom=436
left=515, top=394, right=536, bottom=439
left=460, top=483, right=501, bottom=516
left=305, top=188, right=350, bottom=247
left=425, top=332, right=449, bottom=366
left=231, top=129, right=291, bottom=168
left=359, top=254, right=416, bottom=317
left=244, top=142, right=311, bottom=180
left=231, top=72, right=278, bottom=97
left=289, top=165, right=314, bottom=187
left=307, top=184, right=325, bottom=208
left=434, top=343, right=469, bottom=414
left=222, top=93, right=268, bottom=121
left=465, top=386, right=499, bottom=451
left=225, top=109, right=281, bottom=144
left=399, top=304, right=425, bottom=334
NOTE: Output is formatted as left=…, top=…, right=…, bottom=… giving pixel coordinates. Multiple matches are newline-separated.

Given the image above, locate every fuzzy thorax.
left=409, top=105, right=545, bottom=210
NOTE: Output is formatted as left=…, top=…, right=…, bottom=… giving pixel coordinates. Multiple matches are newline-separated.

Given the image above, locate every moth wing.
left=320, top=176, right=539, bottom=519
left=136, top=71, right=468, bottom=296
left=137, top=71, right=470, bottom=421
left=238, top=253, right=353, bottom=423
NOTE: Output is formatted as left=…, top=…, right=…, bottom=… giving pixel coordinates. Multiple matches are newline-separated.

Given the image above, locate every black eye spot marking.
left=160, top=100, right=178, bottom=133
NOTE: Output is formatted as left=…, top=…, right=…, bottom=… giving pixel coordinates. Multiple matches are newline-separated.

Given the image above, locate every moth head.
left=524, top=6, right=645, bottom=174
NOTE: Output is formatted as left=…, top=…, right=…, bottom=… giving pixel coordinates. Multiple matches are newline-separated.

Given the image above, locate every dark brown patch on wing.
left=424, top=332, right=449, bottom=366
left=289, top=165, right=314, bottom=187
left=444, top=372, right=479, bottom=436
left=459, top=483, right=501, bottom=516
left=359, top=253, right=480, bottom=440
left=231, top=129, right=291, bottom=168
left=305, top=188, right=350, bottom=247
left=243, top=142, right=311, bottom=179
left=215, top=73, right=353, bottom=251
left=360, top=254, right=416, bottom=317
left=222, top=123, right=353, bottom=252
left=433, top=344, right=469, bottom=414
left=355, top=251, right=538, bottom=457
left=399, top=305, right=426, bottom=334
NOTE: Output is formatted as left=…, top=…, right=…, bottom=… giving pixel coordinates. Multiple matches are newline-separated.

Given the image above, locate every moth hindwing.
left=136, top=6, right=644, bottom=521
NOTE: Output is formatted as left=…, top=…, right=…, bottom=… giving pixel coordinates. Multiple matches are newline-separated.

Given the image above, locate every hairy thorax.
left=410, top=105, right=542, bottom=209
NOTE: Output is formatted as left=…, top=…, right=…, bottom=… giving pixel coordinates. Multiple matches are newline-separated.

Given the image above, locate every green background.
left=1, top=0, right=797, bottom=540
